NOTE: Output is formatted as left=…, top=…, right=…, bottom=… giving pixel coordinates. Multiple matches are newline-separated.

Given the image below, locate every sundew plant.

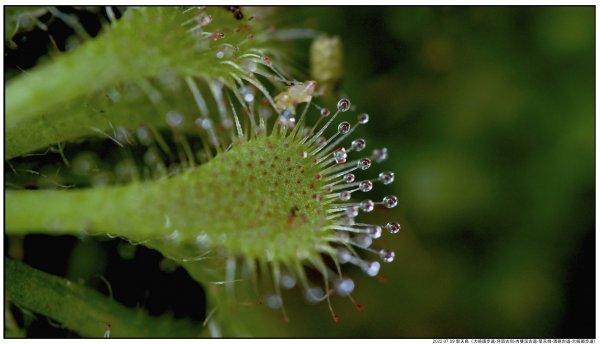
left=5, top=6, right=402, bottom=337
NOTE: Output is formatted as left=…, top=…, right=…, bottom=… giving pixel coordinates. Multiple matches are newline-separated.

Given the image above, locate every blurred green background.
left=5, top=6, right=595, bottom=338
left=276, top=6, right=595, bottom=338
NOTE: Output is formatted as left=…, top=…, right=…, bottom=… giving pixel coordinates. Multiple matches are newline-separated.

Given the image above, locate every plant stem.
left=5, top=183, right=164, bottom=242
left=5, top=258, right=204, bottom=337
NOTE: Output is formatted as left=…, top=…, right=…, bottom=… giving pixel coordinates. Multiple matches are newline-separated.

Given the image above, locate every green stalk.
left=6, top=183, right=160, bottom=242
left=6, top=258, right=204, bottom=338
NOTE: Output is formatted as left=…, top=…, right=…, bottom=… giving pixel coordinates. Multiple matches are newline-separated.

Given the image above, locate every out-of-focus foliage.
left=271, top=6, right=594, bottom=337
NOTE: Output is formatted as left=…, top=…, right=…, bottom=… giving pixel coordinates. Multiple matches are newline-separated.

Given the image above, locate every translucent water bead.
left=378, top=171, right=395, bottom=185
left=358, top=158, right=372, bottom=170
left=344, top=173, right=355, bottom=183
left=334, top=278, right=355, bottom=297
left=385, top=222, right=401, bottom=234
left=333, top=147, right=348, bottom=164
left=363, top=261, right=381, bottom=277
left=383, top=195, right=398, bottom=208
left=360, top=200, right=374, bottom=212
left=338, top=121, right=351, bottom=134
left=339, top=191, right=351, bottom=201
left=369, top=226, right=382, bottom=239
left=351, top=138, right=366, bottom=151
left=358, top=113, right=369, bottom=124
left=380, top=249, right=395, bottom=263
left=359, top=181, right=373, bottom=192
left=337, top=98, right=351, bottom=112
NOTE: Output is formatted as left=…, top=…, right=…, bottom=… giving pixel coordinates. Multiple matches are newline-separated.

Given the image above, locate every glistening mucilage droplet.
left=337, top=98, right=351, bottom=112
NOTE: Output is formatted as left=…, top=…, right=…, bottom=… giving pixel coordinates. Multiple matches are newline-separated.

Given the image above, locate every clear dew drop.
left=280, top=274, right=297, bottom=289
left=136, top=127, right=152, bottom=146
left=358, top=158, right=372, bottom=170
left=351, top=138, right=366, bottom=151
left=342, top=216, right=355, bottom=226
left=358, top=113, right=370, bottom=124
left=383, top=195, right=398, bottom=208
left=337, top=98, right=351, bottom=112
left=337, top=121, right=351, bottom=134
left=305, top=287, right=325, bottom=304
left=240, top=86, right=255, bottom=103
left=386, top=222, right=401, bottom=234
left=372, top=147, right=388, bottom=163
left=166, top=111, right=184, bottom=128
left=359, top=180, right=373, bottom=192
left=265, top=294, right=282, bottom=309
left=334, top=278, right=355, bottom=297
left=354, top=234, right=373, bottom=248
left=344, top=173, right=355, bottom=183
left=320, top=108, right=330, bottom=117
left=360, top=200, right=375, bottom=212
left=337, top=248, right=352, bottom=263
left=363, top=261, right=381, bottom=277
left=339, top=191, right=351, bottom=201
left=380, top=249, right=396, bottom=263
left=333, top=147, right=348, bottom=164
left=197, top=118, right=212, bottom=130
left=345, top=206, right=360, bottom=218
left=244, top=93, right=254, bottom=103
left=369, top=226, right=382, bottom=239
left=379, top=171, right=395, bottom=185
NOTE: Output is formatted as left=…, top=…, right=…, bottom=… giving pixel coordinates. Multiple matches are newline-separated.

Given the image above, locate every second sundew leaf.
left=5, top=76, right=201, bottom=159
left=5, top=6, right=288, bottom=132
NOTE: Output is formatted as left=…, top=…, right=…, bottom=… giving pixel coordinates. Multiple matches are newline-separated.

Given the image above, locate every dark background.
left=5, top=6, right=595, bottom=338
left=289, top=6, right=595, bottom=338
